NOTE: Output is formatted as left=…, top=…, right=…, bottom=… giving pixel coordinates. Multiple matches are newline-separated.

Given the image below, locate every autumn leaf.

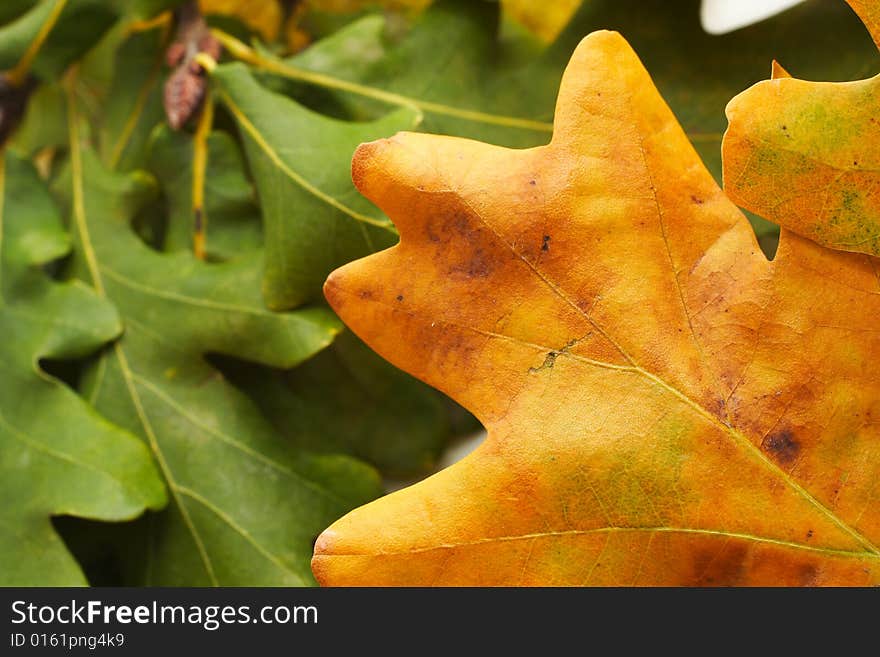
left=501, top=0, right=583, bottom=43
left=314, top=31, right=880, bottom=586
left=0, top=150, right=166, bottom=585
left=723, top=0, right=880, bottom=257
left=200, top=0, right=282, bottom=42
left=550, top=0, right=878, bottom=186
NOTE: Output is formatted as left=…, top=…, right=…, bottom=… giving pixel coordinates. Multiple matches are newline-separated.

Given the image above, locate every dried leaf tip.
left=770, top=60, right=792, bottom=79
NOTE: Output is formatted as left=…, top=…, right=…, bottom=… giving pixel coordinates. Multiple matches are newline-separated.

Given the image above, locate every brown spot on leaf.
left=761, top=430, right=800, bottom=466
left=541, top=235, right=551, bottom=252
left=692, top=541, right=748, bottom=585
left=798, top=563, right=820, bottom=586
left=449, top=247, right=492, bottom=278
left=435, top=210, right=498, bottom=278
left=704, top=396, right=727, bottom=419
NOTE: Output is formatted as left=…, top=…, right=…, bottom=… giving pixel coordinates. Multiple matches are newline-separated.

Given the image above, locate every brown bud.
left=166, top=41, right=186, bottom=68
left=162, top=3, right=221, bottom=130
left=164, top=66, right=205, bottom=131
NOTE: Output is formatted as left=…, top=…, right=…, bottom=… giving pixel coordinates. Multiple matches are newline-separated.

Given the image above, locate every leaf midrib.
left=130, top=369, right=352, bottom=507
left=99, top=262, right=297, bottom=319
left=67, top=85, right=220, bottom=585
left=321, top=526, right=880, bottom=562
left=218, top=89, right=396, bottom=238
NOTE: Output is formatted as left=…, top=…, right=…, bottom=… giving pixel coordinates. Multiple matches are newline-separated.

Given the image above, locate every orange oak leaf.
left=314, top=31, right=880, bottom=586
left=723, top=0, right=880, bottom=257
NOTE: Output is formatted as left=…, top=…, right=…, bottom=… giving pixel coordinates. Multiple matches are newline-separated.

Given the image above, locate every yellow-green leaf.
left=723, top=0, right=880, bottom=256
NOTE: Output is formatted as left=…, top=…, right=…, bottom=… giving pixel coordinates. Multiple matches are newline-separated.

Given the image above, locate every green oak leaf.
left=211, top=62, right=419, bottom=310
left=123, top=0, right=185, bottom=19
left=53, top=119, right=382, bottom=585
left=148, top=125, right=263, bottom=259
left=96, top=25, right=168, bottom=172
left=0, top=2, right=39, bottom=27
left=285, top=0, right=551, bottom=148
left=0, top=0, right=119, bottom=81
left=10, top=81, right=67, bottom=155
left=0, top=150, right=166, bottom=586
left=219, top=329, right=449, bottom=478
left=291, top=0, right=877, bottom=171
left=146, top=116, right=451, bottom=477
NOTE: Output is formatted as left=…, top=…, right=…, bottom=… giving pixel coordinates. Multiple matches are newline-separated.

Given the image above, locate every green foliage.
left=0, top=151, right=165, bottom=585
left=213, top=63, right=418, bottom=309
left=0, top=0, right=118, bottom=79
left=220, top=330, right=449, bottom=477
left=148, top=126, right=263, bottom=258
left=54, top=143, right=378, bottom=585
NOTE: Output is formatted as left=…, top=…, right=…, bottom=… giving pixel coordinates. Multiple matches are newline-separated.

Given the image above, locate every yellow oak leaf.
left=723, top=0, right=880, bottom=256
left=313, top=31, right=880, bottom=586
left=306, top=0, right=582, bottom=42
left=199, top=0, right=283, bottom=41
left=501, top=0, right=583, bottom=42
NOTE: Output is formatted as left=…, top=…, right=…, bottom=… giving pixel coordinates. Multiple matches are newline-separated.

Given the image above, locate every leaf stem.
left=211, top=28, right=555, bottom=133
left=191, top=88, right=213, bottom=260
left=0, top=148, right=5, bottom=300
left=65, top=72, right=105, bottom=297
left=6, top=0, right=69, bottom=87
left=125, top=11, right=172, bottom=36
left=64, top=78, right=219, bottom=585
